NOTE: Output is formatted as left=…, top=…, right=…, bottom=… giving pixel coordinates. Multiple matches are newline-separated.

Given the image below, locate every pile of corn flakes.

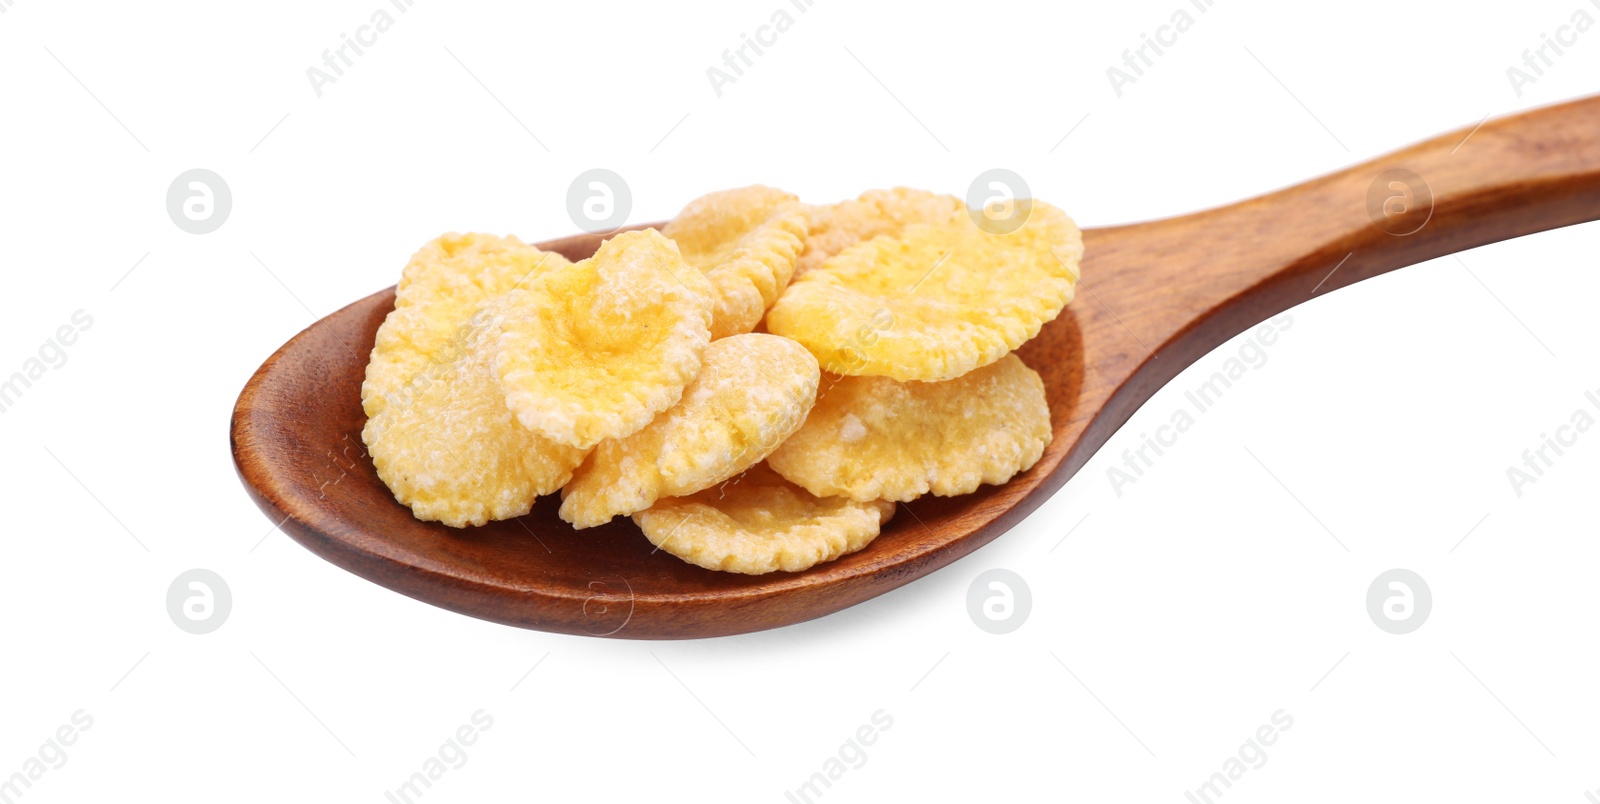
left=362, top=186, right=1081, bottom=574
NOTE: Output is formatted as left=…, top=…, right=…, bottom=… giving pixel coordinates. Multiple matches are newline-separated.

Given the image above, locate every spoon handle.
left=1078, top=93, right=1600, bottom=396
left=1049, top=95, right=1600, bottom=489
left=1095, top=93, right=1600, bottom=335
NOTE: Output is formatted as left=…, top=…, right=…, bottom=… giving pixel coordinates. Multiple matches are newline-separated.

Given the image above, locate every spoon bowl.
left=232, top=96, right=1600, bottom=638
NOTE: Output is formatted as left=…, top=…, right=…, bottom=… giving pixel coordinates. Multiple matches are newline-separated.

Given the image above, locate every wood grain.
left=231, top=95, right=1600, bottom=639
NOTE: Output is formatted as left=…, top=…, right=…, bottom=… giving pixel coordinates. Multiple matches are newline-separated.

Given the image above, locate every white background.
left=2, top=0, right=1597, bottom=801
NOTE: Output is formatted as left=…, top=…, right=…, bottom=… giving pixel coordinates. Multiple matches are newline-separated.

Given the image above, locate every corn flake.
left=363, top=299, right=589, bottom=528
left=768, top=191, right=1081, bottom=381
left=794, top=188, right=967, bottom=276
left=662, top=186, right=806, bottom=339
left=495, top=230, right=713, bottom=449
left=767, top=354, right=1052, bottom=502
left=363, top=233, right=570, bottom=419
left=633, top=464, right=895, bottom=574
left=560, top=333, right=819, bottom=528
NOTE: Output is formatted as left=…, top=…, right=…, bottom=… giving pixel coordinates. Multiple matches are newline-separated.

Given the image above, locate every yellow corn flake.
left=662, top=185, right=806, bottom=339
left=363, top=299, right=589, bottom=528
left=768, top=191, right=1082, bottom=381
left=633, top=464, right=895, bottom=574
left=363, top=233, right=570, bottom=418
left=560, top=334, right=819, bottom=528
left=767, top=354, right=1052, bottom=502
left=494, top=229, right=714, bottom=450
left=794, top=188, right=966, bottom=276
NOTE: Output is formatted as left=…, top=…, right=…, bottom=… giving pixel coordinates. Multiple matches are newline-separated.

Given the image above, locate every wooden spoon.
left=232, top=96, right=1600, bottom=639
